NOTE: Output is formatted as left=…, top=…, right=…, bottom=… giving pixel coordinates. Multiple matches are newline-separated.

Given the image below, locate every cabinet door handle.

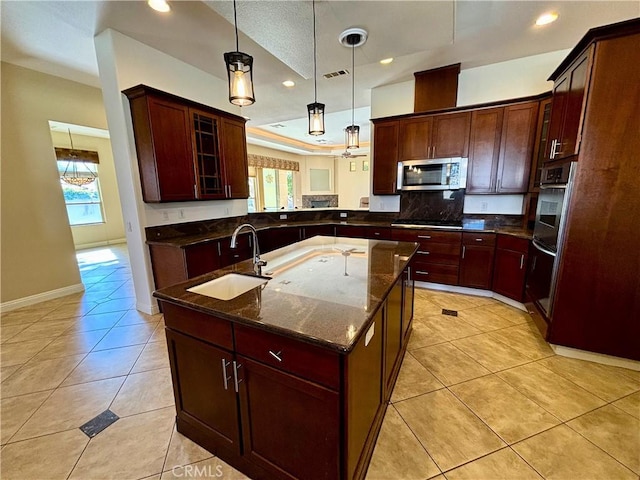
left=228, top=185, right=232, bottom=197
left=407, top=266, right=412, bottom=282
left=232, top=361, right=243, bottom=392
left=520, top=254, right=525, bottom=270
left=194, top=184, right=198, bottom=197
left=416, top=270, right=429, bottom=276
left=417, top=235, right=432, bottom=239
left=269, top=350, right=283, bottom=362
left=217, top=241, right=222, bottom=256
left=417, top=250, right=430, bottom=255
left=462, top=245, right=466, bottom=259
left=475, top=238, right=483, bottom=242
left=221, top=359, right=231, bottom=390
left=374, top=232, right=381, bottom=236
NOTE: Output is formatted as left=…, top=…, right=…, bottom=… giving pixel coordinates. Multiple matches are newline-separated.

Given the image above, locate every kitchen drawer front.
left=234, top=324, right=341, bottom=391
left=496, top=234, right=529, bottom=252
left=413, top=242, right=461, bottom=265
left=412, top=263, right=459, bottom=285
left=392, top=229, right=462, bottom=244
left=162, top=302, right=233, bottom=351
left=462, top=232, right=496, bottom=246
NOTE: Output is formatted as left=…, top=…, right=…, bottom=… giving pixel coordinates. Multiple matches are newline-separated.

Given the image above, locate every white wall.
left=368, top=50, right=571, bottom=214
left=50, top=130, right=126, bottom=249
left=335, top=155, right=371, bottom=209
left=95, top=29, right=247, bottom=314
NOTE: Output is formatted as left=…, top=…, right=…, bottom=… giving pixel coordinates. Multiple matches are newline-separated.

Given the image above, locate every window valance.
left=55, top=148, right=100, bottom=164
left=248, top=154, right=299, bottom=172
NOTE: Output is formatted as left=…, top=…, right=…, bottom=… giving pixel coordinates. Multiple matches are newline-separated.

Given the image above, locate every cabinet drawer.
left=234, top=324, right=341, bottom=390
left=392, top=228, right=462, bottom=244
left=496, top=234, right=529, bottom=252
left=412, top=263, right=459, bottom=285
left=162, top=302, right=233, bottom=350
left=413, top=242, right=461, bottom=265
left=462, top=232, right=496, bottom=246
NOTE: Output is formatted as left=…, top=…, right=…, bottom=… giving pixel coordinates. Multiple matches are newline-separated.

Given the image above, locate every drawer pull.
left=462, top=245, right=466, bottom=259
left=417, top=251, right=430, bottom=255
left=475, top=238, right=483, bottom=242
left=417, top=235, right=432, bottom=239
left=269, top=350, right=283, bottom=362
left=520, top=254, right=525, bottom=270
left=221, top=359, right=231, bottom=390
left=416, top=270, right=429, bottom=275
left=374, top=232, right=381, bottom=236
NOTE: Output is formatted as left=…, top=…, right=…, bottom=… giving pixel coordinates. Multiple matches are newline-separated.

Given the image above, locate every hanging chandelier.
left=58, top=129, right=98, bottom=187
left=307, top=0, right=325, bottom=136
left=224, top=0, right=255, bottom=106
left=340, top=28, right=367, bottom=150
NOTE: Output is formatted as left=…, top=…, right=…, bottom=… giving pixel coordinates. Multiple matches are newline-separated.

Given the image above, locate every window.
left=57, top=161, right=105, bottom=225
left=247, top=155, right=298, bottom=212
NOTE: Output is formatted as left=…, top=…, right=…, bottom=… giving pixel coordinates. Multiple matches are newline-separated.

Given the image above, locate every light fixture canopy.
left=307, top=0, right=325, bottom=135
left=224, top=0, right=255, bottom=106
left=341, top=29, right=366, bottom=150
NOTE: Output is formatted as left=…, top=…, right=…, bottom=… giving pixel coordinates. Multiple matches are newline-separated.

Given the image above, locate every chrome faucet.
left=230, top=223, right=267, bottom=276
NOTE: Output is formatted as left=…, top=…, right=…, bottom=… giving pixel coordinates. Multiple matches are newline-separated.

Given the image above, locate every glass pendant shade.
left=345, top=125, right=360, bottom=149
left=307, top=102, right=325, bottom=135
left=224, top=51, right=255, bottom=106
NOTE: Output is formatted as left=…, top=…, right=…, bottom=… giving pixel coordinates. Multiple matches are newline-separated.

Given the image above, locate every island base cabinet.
left=238, top=356, right=341, bottom=480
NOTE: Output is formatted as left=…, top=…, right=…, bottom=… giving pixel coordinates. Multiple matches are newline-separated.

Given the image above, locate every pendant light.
left=224, top=0, right=255, bottom=106
left=340, top=29, right=367, bottom=150
left=307, top=0, right=325, bottom=135
left=59, top=129, right=97, bottom=187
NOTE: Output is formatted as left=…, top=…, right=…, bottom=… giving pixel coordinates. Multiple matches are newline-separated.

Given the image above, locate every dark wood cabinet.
left=545, top=48, right=592, bottom=162
left=398, top=117, right=432, bottom=160
left=459, top=233, right=496, bottom=289
left=383, top=278, right=403, bottom=397
left=466, top=102, right=538, bottom=194
left=124, top=85, right=248, bottom=203
left=492, top=235, right=529, bottom=302
left=529, top=96, right=552, bottom=192
left=371, top=120, right=399, bottom=195
left=398, top=112, right=470, bottom=161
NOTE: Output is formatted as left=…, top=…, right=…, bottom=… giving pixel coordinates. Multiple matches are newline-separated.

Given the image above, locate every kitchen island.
left=154, top=235, right=418, bottom=480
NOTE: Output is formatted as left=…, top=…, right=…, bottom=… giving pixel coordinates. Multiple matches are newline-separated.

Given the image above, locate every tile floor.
left=1, top=244, right=638, bottom=479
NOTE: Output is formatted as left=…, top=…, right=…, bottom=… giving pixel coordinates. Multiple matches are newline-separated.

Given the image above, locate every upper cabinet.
left=124, top=85, right=248, bottom=203
left=545, top=48, right=593, bottom=162
left=398, top=111, right=470, bottom=161
left=466, top=101, right=538, bottom=194
left=371, top=119, right=399, bottom=195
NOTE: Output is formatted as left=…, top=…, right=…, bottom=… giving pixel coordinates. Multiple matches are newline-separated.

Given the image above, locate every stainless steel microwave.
left=397, top=158, right=468, bottom=191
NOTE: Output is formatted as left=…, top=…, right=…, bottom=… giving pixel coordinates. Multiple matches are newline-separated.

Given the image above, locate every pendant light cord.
left=233, top=0, right=239, bottom=52
left=312, top=0, right=318, bottom=102
left=351, top=40, right=355, bottom=127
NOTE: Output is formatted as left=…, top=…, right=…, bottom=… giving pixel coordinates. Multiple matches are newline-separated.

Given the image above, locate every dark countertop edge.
left=153, top=239, right=419, bottom=354
left=146, top=220, right=532, bottom=248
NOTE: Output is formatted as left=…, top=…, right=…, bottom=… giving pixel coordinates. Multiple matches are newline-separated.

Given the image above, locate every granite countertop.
left=153, top=236, right=418, bottom=353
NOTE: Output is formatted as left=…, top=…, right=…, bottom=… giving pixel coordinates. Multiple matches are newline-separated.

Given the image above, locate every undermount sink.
left=187, top=273, right=268, bottom=301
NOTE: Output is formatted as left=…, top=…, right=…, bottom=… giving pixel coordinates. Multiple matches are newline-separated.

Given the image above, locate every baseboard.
left=415, top=281, right=527, bottom=312
left=136, top=300, right=160, bottom=316
left=74, top=238, right=127, bottom=250
left=0, top=283, right=85, bottom=312
left=550, top=344, right=640, bottom=372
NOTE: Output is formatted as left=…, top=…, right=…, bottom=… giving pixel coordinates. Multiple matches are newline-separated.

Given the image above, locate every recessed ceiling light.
left=380, top=58, right=394, bottom=65
left=282, top=80, right=295, bottom=87
left=148, top=0, right=171, bottom=13
left=535, top=12, right=558, bottom=26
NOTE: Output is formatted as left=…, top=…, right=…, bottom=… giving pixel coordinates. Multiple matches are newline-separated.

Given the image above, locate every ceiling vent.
left=323, top=69, right=349, bottom=79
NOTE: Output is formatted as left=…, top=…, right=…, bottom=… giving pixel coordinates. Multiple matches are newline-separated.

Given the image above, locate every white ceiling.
left=2, top=1, right=638, bottom=154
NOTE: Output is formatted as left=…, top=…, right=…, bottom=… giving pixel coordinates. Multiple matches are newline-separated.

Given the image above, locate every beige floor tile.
left=395, top=389, right=505, bottom=472
left=513, top=425, right=637, bottom=480
left=88, top=298, right=136, bottom=315
left=613, top=392, right=640, bottom=419
left=4, top=319, right=75, bottom=343
left=92, top=323, right=156, bottom=351
left=484, top=303, right=531, bottom=324
left=132, top=340, right=170, bottom=373
left=0, top=391, right=51, bottom=444
left=445, top=447, right=543, bottom=479
left=0, top=337, right=54, bottom=366
left=0, top=365, right=21, bottom=382
left=390, top=353, right=444, bottom=403
left=40, top=301, right=98, bottom=321
left=406, top=317, right=448, bottom=350
left=69, top=406, right=175, bottom=480
left=108, top=284, right=137, bottom=300
left=68, top=311, right=126, bottom=332
left=488, top=323, right=555, bottom=360
left=1, top=354, right=86, bottom=398
left=452, top=333, right=533, bottom=372
left=161, top=457, right=250, bottom=479
left=537, top=356, right=640, bottom=402
left=498, top=362, right=606, bottom=422
left=110, top=368, right=175, bottom=417
left=366, top=406, right=440, bottom=480
left=456, top=305, right=516, bottom=332
left=11, top=377, right=125, bottom=442
left=568, top=404, right=640, bottom=474
left=0, top=324, right=30, bottom=343
left=150, top=322, right=167, bottom=343
left=163, top=425, right=214, bottom=473
left=31, top=328, right=110, bottom=361
left=116, top=309, right=163, bottom=327
left=424, top=291, right=483, bottom=311
left=412, top=343, right=491, bottom=386
left=0, top=429, right=89, bottom=479
left=450, top=375, right=560, bottom=444
left=418, top=313, right=483, bottom=342
left=61, top=344, right=144, bottom=386
left=1, top=307, right=52, bottom=326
